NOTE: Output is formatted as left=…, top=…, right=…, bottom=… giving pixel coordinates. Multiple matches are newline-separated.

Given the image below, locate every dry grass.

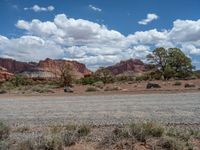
left=1, top=121, right=200, bottom=150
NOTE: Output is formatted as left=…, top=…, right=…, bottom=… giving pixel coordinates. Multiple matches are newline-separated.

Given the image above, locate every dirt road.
left=0, top=92, right=200, bottom=126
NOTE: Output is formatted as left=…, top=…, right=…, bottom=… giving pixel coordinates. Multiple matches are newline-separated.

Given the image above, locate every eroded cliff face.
left=0, top=58, right=92, bottom=79
left=0, top=58, right=35, bottom=73
left=0, top=66, right=14, bottom=81
left=36, top=58, right=92, bottom=78
left=106, top=59, right=150, bottom=76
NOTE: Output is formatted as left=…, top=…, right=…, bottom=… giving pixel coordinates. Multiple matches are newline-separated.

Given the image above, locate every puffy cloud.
left=1, top=14, right=200, bottom=70
left=24, top=5, right=55, bottom=12
left=0, top=36, right=63, bottom=61
left=138, top=13, right=159, bottom=25
left=127, top=29, right=167, bottom=45
left=181, top=44, right=200, bottom=55
left=89, top=5, right=102, bottom=12
left=168, top=19, right=200, bottom=42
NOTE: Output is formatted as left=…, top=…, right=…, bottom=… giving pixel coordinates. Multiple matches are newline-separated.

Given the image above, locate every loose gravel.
left=0, top=92, right=200, bottom=127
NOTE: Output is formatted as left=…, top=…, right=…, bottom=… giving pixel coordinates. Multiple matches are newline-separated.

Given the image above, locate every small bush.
left=0, top=90, right=7, bottom=94
left=166, top=127, right=192, bottom=141
left=92, top=81, right=104, bottom=89
left=184, top=83, right=195, bottom=88
left=62, top=131, right=76, bottom=147
left=39, top=135, right=63, bottom=150
left=129, top=122, right=164, bottom=141
left=16, top=140, right=35, bottom=150
left=0, top=122, right=10, bottom=140
left=0, top=81, right=15, bottom=91
left=62, top=124, right=90, bottom=147
left=112, top=127, right=129, bottom=139
left=77, top=125, right=90, bottom=137
left=79, top=77, right=99, bottom=85
left=161, top=136, right=185, bottom=150
left=85, top=87, right=98, bottom=92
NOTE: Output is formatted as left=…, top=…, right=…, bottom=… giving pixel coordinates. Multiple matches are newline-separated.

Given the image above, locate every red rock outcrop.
left=0, top=58, right=35, bottom=73
left=106, top=59, right=149, bottom=76
left=37, top=58, right=92, bottom=78
left=0, top=67, right=14, bottom=81
left=0, top=58, right=92, bottom=79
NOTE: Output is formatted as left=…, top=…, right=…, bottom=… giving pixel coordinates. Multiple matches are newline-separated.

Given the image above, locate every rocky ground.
left=1, top=92, right=200, bottom=149
left=0, top=92, right=200, bottom=127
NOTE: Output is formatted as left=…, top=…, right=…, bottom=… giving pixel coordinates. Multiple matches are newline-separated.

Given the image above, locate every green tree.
left=168, top=48, right=193, bottom=78
left=94, top=67, right=113, bottom=84
left=147, top=47, right=168, bottom=77
left=147, top=47, right=193, bottom=79
left=59, top=64, right=74, bottom=87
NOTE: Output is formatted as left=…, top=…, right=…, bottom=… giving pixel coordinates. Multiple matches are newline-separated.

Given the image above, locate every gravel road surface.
left=0, top=92, right=200, bottom=126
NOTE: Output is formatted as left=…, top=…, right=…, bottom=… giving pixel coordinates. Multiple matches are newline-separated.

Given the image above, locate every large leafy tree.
left=168, top=48, right=193, bottom=78
left=147, top=47, right=168, bottom=75
left=147, top=47, right=193, bottom=79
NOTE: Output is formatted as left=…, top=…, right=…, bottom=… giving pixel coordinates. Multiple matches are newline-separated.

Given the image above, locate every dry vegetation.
left=0, top=121, right=200, bottom=150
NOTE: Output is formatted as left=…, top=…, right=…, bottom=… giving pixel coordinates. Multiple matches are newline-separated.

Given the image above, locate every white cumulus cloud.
left=1, top=14, right=200, bottom=70
left=138, top=13, right=159, bottom=25
left=24, top=5, right=55, bottom=12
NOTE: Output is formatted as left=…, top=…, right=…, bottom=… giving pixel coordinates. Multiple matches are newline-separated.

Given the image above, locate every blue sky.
left=0, top=0, right=200, bottom=70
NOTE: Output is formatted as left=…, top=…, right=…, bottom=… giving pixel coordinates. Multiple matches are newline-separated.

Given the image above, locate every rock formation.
left=0, top=58, right=92, bottom=79
left=106, top=59, right=150, bottom=76
left=0, top=66, right=14, bottom=81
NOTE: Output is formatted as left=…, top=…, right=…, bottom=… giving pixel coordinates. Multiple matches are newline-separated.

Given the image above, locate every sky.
left=0, top=0, right=200, bottom=70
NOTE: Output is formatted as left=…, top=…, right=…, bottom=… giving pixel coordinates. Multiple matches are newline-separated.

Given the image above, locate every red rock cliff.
left=0, top=58, right=35, bottom=73
left=37, top=58, right=92, bottom=78
left=0, top=67, right=14, bottom=81
left=106, top=59, right=149, bottom=75
left=0, top=58, right=92, bottom=79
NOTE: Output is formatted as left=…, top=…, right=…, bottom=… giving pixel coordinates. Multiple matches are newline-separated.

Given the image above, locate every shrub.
left=184, top=83, right=195, bottom=88
left=92, top=81, right=104, bottom=89
left=77, top=125, right=90, bottom=137
left=62, top=124, right=90, bottom=147
left=166, top=127, right=192, bottom=142
left=39, top=134, right=63, bottom=150
left=94, top=67, right=114, bottom=84
left=161, top=136, right=185, bottom=150
left=61, top=131, right=76, bottom=147
left=16, top=140, right=35, bottom=150
left=0, top=122, right=10, bottom=140
left=10, top=75, right=33, bottom=87
left=112, top=127, right=129, bottom=139
left=79, top=77, right=98, bottom=85
left=85, top=87, right=98, bottom=92
left=0, top=81, right=15, bottom=91
left=173, top=81, right=182, bottom=86
left=129, top=122, right=164, bottom=141
left=0, top=90, right=7, bottom=94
